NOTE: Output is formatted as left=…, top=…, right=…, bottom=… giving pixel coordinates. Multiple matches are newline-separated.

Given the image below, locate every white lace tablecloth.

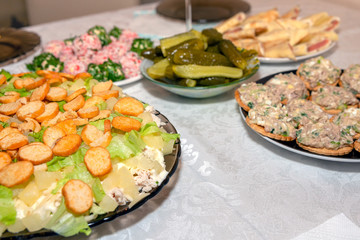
left=4, top=0, right=360, bottom=239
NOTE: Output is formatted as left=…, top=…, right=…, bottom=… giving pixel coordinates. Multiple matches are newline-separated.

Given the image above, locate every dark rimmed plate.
left=1, top=110, right=181, bottom=239
left=0, top=28, right=41, bottom=67
left=156, top=0, right=250, bottom=23
left=239, top=69, right=360, bottom=162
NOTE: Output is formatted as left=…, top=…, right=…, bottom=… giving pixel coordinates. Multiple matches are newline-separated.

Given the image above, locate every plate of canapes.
left=236, top=56, right=360, bottom=162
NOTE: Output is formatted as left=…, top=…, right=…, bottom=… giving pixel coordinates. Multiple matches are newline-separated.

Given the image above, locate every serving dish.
left=1, top=109, right=181, bottom=239
left=238, top=69, right=360, bottom=162
left=141, top=57, right=259, bottom=99
left=0, top=28, right=41, bottom=67
left=258, top=42, right=336, bottom=64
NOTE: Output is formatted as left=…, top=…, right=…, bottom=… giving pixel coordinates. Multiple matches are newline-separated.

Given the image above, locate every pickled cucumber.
left=166, top=38, right=206, bottom=58
left=172, top=64, right=243, bottom=79
left=146, top=58, right=170, bottom=79
left=197, top=77, right=230, bottom=86
left=219, top=40, right=247, bottom=69
left=160, top=31, right=198, bottom=56
left=171, top=49, right=233, bottom=66
left=201, top=28, right=223, bottom=45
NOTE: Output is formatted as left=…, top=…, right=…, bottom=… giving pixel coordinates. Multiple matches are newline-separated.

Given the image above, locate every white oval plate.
left=112, top=74, right=142, bottom=86
left=259, top=42, right=336, bottom=64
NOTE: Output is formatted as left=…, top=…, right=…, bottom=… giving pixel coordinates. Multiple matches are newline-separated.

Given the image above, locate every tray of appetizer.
left=26, top=26, right=154, bottom=86
left=236, top=56, right=360, bottom=162
left=0, top=69, right=180, bottom=238
left=216, top=6, right=339, bottom=62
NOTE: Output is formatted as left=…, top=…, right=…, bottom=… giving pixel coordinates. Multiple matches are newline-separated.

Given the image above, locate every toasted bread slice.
left=43, top=126, right=66, bottom=148
left=52, top=134, right=82, bottom=157
left=0, top=101, right=22, bottom=115
left=63, top=95, right=85, bottom=112
left=62, top=179, right=93, bottom=214
left=18, top=118, right=41, bottom=133
left=93, top=90, right=119, bottom=100
left=18, top=142, right=53, bottom=165
left=16, top=101, right=45, bottom=121
left=77, top=106, right=99, bottom=119
left=81, top=124, right=104, bottom=145
left=13, top=78, right=35, bottom=89
left=83, top=96, right=105, bottom=109
left=89, top=131, right=112, bottom=148
left=84, top=147, right=112, bottom=176
left=0, top=127, right=21, bottom=141
left=245, top=117, right=295, bottom=141
left=24, top=78, right=47, bottom=90
left=112, top=116, right=141, bottom=132
left=36, top=102, right=59, bottom=123
left=0, top=132, right=29, bottom=150
left=92, top=81, right=113, bottom=94
left=89, top=110, right=111, bottom=122
left=72, top=118, right=89, bottom=126
left=297, top=139, right=353, bottom=156
left=0, top=152, right=11, bottom=170
left=46, top=87, right=67, bottom=102
left=113, top=97, right=144, bottom=117
left=30, top=82, right=50, bottom=102
left=0, top=91, right=20, bottom=104
left=55, top=119, right=77, bottom=135
left=0, top=161, right=34, bottom=187
left=65, top=88, right=86, bottom=102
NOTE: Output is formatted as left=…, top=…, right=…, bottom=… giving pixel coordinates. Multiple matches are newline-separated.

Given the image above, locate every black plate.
left=0, top=28, right=41, bottom=67
left=1, top=110, right=181, bottom=239
left=239, top=69, right=360, bottom=162
left=156, top=0, right=250, bottom=23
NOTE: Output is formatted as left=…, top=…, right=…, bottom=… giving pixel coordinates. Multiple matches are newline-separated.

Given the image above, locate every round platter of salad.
left=0, top=69, right=180, bottom=238
left=26, top=26, right=154, bottom=86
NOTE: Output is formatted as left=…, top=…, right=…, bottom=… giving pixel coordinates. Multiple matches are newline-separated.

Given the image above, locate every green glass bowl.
left=140, top=57, right=260, bottom=99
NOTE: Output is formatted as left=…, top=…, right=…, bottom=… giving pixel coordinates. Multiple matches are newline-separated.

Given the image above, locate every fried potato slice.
left=113, top=97, right=144, bottom=117
left=112, top=116, right=141, bottom=132
left=55, top=119, right=77, bottom=135
left=89, top=131, right=112, bottom=148
left=84, top=147, right=112, bottom=177
left=16, top=101, right=45, bottom=121
left=92, top=81, right=113, bottom=94
left=36, top=102, right=59, bottom=123
left=62, top=179, right=93, bottom=214
left=18, top=142, right=53, bottom=165
left=0, top=152, right=11, bottom=170
left=89, top=110, right=111, bottom=122
left=52, top=134, right=82, bottom=157
left=0, top=132, right=29, bottom=150
left=63, top=95, right=85, bottom=112
left=81, top=124, right=104, bottom=145
left=0, top=91, right=20, bottom=104
left=77, top=106, right=99, bottom=119
left=93, top=90, right=119, bottom=100
left=0, top=161, right=34, bottom=187
left=30, top=82, right=50, bottom=102
left=0, top=101, right=22, bottom=115
left=65, top=88, right=86, bottom=102
left=83, top=96, right=105, bottom=109
left=46, top=87, right=67, bottom=102
left=43, top=126, right=66, bottom=148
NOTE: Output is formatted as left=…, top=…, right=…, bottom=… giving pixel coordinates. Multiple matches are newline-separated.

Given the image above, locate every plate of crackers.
left=215, top=6, right=339, bottom=63
left=0, top=70, right=180, bottom=238
left=235, top=56, right=360, bottom=162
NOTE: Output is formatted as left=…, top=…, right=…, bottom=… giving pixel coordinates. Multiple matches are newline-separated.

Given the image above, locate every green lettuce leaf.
left=0, top=186, right=16, bottom=225
left=29, top=126, right=48, bottom=142
left=0, top=83, right=31, bottom=97
left=57, top=100, right=67, bottom=112
left=140, top=122, right=180, bottom=142
left=92, top=178, right=106, bottom=203
left=46, top=198, right=91, bottom=237
left=0, top=70, right=12, bottom=81
left=106, top=135, right=134, bottom=159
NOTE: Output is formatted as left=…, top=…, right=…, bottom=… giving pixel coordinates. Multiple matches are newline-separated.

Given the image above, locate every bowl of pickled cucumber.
left=140, top=28, right=259, bottom=98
